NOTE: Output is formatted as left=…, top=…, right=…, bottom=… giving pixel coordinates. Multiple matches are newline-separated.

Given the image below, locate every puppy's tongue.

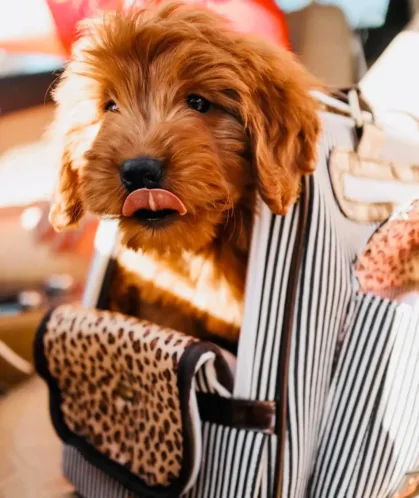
left=122, top=188, right=187, bottom=217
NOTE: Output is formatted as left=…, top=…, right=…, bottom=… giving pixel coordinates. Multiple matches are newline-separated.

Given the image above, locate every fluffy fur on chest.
left=109, top=236, right=248, bottom=343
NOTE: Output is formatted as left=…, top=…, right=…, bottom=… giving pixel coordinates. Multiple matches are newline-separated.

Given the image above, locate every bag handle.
left=314, top=87, right=419, bottom=132
left=311, top=87, right=374, bottom=127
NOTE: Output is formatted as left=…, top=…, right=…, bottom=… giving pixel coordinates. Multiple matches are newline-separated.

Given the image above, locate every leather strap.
left=329, top=87, right=374, bottom=114
left=197, top=392, right=276, bottom=434
left=273, top=176, right=311, bottom=498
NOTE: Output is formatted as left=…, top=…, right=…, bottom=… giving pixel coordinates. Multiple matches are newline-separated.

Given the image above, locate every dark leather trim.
left=96, top=257, right=118, bottom=310
left=197, top=392, right=276, bottom=434
left=273, top=176, right=311, bottom=498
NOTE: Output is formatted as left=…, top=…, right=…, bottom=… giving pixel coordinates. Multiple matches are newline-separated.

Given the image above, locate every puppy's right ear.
left=232, top=36, right=321, bottom=215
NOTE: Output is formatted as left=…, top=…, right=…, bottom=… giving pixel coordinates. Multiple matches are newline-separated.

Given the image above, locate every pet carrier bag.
left=35, top=90, right=419, bottom=498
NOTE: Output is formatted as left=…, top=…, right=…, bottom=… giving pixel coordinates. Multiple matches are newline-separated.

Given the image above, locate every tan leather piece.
left=329, top=148, right=419, bottom=223
left=0, top=376, right=75, bottom=497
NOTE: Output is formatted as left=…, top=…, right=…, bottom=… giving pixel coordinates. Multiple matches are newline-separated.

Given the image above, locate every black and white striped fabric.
left=62, top=111, right=419, bottom=498
left=234, top=112, right=379, bottom=498
left=63, top=445, right=128, bottom=498
left=310, top=296, right=419, bottom=498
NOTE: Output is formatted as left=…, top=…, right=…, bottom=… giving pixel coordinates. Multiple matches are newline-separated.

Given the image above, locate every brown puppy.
left=49, top=2, right=320, bottom=345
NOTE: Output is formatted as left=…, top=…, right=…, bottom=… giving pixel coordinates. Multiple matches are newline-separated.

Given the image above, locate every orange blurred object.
left=0, top=0, right=290, bottom=58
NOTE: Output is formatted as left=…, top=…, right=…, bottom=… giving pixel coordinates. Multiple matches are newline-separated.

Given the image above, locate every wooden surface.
left=0, top=377, right=75, bottom=498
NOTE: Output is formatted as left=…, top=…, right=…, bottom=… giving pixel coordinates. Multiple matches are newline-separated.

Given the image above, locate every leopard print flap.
left=34, top=304, right=233, bottom=497
left=355, top=199, right=419, bottom=299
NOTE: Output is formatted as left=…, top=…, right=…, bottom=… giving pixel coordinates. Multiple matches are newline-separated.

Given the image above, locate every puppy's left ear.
left=48, top=80, right=87, bottom=231
left=240, top=39, right=321, bottom=215
left=49, top=147, right=84, bottom=231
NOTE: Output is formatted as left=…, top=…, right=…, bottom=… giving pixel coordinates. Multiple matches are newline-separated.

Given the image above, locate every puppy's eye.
left=104, top=100, right=119, bottom=112
left=187, top=94, right=212, bottom=113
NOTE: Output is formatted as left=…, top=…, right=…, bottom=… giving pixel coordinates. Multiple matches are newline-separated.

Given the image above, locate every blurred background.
left=1, top=0, right=419, bottom=495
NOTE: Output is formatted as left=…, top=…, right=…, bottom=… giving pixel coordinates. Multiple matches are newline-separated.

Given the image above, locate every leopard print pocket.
left=355, top=198, right=419, bottom=299
left=35, top=304, right=233, bottom=497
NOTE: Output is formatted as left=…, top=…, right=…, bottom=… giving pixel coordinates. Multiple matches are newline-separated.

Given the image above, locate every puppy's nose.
left=120, top=156, right=163, bottom=192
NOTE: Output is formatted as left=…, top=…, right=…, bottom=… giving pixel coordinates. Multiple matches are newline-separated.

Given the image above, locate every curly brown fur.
left=49, top=2, right=320, bottom=344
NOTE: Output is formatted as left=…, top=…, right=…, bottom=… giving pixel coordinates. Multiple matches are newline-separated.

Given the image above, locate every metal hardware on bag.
left=348, top=88, right=364, bottom=128
left=115, top=376, right=136, bottom=402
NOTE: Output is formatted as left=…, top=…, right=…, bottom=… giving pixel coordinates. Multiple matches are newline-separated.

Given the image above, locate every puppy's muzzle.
left=120, top=156, right=187, bottom=224
left=120, top=156, right=163, bottom=192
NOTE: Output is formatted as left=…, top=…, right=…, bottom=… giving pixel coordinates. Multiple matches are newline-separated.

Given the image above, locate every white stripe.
left=235, top=201, right=273, bottom=398
left=250, top=214, right=282, bottom=399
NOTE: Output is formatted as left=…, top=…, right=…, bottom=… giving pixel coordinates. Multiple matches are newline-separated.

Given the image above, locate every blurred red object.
left=48, top=0, right=290, bottom=55
left=0, top=0, right=289, bottom=57
left=46, top=0, right=124, bottom=55
left=167, top=0, right=291, bottom=49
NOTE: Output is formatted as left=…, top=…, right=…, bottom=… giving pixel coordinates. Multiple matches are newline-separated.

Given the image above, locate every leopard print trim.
left=355, top=199, right=419, bottom=295
left=39, top=305, right=199, bottom=488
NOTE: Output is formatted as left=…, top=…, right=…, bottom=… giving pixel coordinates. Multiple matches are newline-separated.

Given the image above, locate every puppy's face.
left=50, top=3, right=320, bottom=254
